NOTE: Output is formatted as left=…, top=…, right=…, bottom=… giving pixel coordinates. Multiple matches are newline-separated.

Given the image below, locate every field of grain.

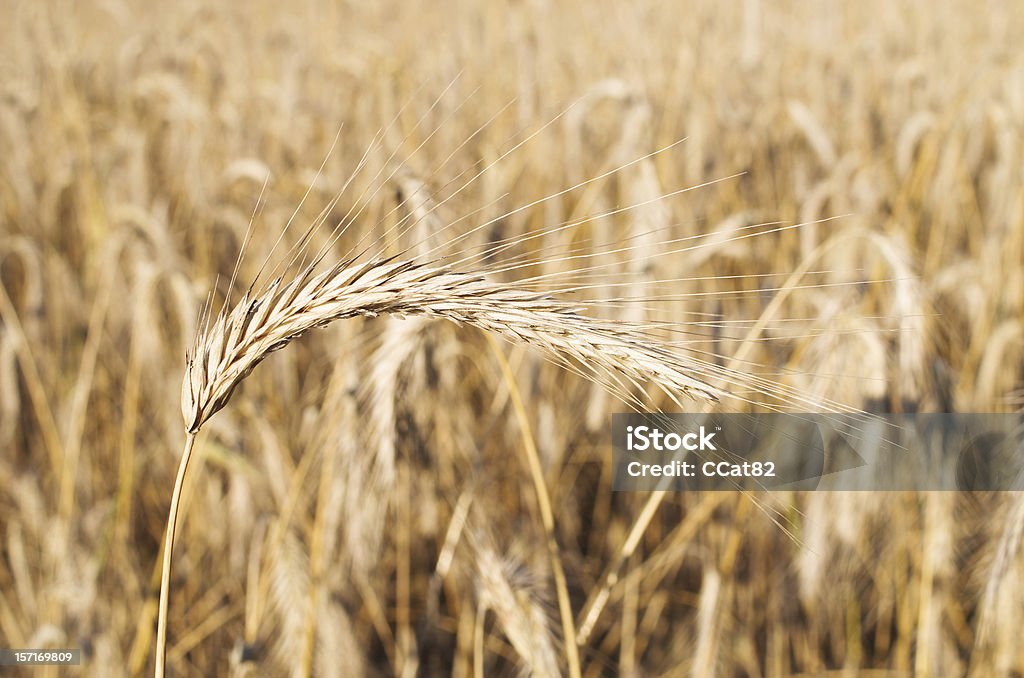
left=2, top=1, right=1023, bottom=676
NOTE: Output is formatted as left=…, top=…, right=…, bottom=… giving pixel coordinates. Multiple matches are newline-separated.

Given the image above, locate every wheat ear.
left=181, top=256, right=721, bottom=432
left=155, top=255, right=722, bottom=676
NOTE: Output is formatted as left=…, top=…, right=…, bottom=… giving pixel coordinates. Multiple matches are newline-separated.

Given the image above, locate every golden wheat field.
left=2, top=0, right=1024, bottom=676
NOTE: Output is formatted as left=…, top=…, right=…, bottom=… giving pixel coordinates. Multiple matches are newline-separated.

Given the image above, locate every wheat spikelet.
left=472, top=541, right=561, bottom=677
left=181, top=257, right=723, bottom=434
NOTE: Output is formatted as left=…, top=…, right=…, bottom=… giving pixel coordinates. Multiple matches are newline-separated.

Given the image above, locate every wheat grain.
left=181, top=257, right=723, bottom=434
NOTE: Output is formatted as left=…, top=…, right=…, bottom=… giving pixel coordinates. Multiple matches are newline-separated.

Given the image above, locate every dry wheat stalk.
left=156, top=253, right=725, bottom=676
left=181, top=257, right=722, bottom=433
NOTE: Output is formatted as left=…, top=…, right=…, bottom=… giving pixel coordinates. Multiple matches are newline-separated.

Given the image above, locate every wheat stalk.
left=180, top=258, right=722, bottom=433
left=154, top=254, right=724, bottom=675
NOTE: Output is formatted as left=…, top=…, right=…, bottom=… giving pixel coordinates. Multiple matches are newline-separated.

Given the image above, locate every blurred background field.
left=1, top=0, right=1023, bottom=675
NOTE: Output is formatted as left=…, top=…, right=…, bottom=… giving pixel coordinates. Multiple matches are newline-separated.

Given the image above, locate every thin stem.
left=155, top=432, right=197, bottom=677
left=487, top=335, right=583, bottom=678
